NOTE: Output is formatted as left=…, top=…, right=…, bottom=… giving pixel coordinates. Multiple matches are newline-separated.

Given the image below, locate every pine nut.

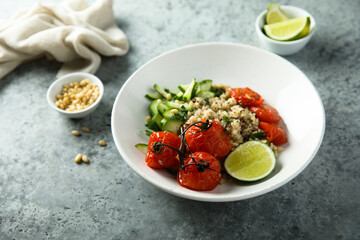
left=74, top=154, right=82, bottom=163
left=54, top=79, right=99, bottom=112
left=82, top=155, right=89, bottom=163
left=98, top=140, right=107, bottom=146
left=170, top=109, right=178, bottom=114
left=72, top=130, right=80, bottom=136
left=81, top=127, right=90, bottom=132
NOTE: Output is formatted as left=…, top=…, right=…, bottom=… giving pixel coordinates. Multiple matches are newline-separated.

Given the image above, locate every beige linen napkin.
left=0, top=0, right=129, bottom=79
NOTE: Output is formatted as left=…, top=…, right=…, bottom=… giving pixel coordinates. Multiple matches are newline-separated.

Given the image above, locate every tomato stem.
left=152, top=120, right=214, bottom=171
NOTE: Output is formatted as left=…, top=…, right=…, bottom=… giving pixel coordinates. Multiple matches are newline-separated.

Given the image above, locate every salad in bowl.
left=135, top=78, right=287, bottom=191
left=111, top=43, right=325, bottom=202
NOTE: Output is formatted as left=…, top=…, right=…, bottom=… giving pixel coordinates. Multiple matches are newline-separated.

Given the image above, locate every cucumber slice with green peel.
left=145, top=92, right=162, bottom=100
left=194, top=82, right=200, bottom=95
left=162, top=110, right=187, bottom=121
left=152, top=112, right=163, bottom=128
left=196, top=90, right=215, bottom=99
left=165, top=89, right=179, bottom=96
left=146, top=119, right=160, bottom=131
left=183, top=78, right=196, bottom=101
left=165, top=101, right=193, bottom=111
left=135, top=143, right=148, bottom=154
left=149, top=99, right=160, bottom=116
left=178, top=84, right=189, bottom=93
left=198, top=79, right=213, bottom=91
left=160, top=118, right=183, bottom=134
left=154, top=84, right=169, bottom=98
left=173, top=91, right=184, bottom=100
left=157, top=102, right=170, bottom=116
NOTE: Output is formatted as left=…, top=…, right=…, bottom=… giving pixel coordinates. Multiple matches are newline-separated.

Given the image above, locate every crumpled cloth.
left=0, top=0, right=129, bottom=79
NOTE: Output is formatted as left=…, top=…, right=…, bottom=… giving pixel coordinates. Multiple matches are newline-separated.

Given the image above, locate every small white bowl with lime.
left=255, top=3, right=316, bottom=56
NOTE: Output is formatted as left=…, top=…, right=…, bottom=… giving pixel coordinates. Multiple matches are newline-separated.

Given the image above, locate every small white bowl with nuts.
left=47, top=72, right=104, bottom=118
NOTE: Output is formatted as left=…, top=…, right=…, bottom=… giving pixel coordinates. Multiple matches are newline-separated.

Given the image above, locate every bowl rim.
left=255, top=5, right=316, bottom=45
left=47, top=72, right=104, bottom=115
left=111, top=42, right=326, bottom=202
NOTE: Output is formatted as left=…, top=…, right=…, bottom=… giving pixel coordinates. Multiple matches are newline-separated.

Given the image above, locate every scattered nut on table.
left=98, top=140, right=107, bottom=146
left=74, top=154, right=82, bottom=163
left=81, top=127, right=90, bottom=132
left=82, top=155, right=89, bottom=163
left=72, top=130, right=80, bottom=136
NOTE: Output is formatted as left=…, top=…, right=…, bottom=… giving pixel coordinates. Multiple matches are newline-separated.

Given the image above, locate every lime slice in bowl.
left=264, top=16, right=311, bottom=41
left=224, top=141, right=276, bottom=182
left=266, top=2, right=289, bottom=24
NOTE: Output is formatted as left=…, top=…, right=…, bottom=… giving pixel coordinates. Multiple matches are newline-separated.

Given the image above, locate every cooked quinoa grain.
left=185, top=85, right=278, bottom=155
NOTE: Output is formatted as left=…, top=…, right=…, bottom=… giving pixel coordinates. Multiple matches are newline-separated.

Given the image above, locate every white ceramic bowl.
left=255, top=5, right=316, bottom=56
left=47, top=72, right=104, bottom=119
left=111, top=43, right=325, bottom=202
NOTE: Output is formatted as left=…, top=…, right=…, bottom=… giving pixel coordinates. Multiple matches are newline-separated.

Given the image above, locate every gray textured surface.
left=1, top=0, right=359, bottom=239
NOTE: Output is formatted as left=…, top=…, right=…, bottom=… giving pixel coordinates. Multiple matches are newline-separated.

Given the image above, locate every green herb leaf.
left=141, top=129, right=154, bottom=136
left=249, top=131, right=266, bottom=139
left=169, top=111, right=187, bottom=121
left=222, top=115, right=233, bottom=122
left=213, top=88, right=225, bottom=97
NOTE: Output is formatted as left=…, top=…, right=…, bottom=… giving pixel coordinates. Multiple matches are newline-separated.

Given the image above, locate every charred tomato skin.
left=229, top=87, right=264, bottom=107
left=249, top=104, right=281, bottom=124
left=259, top=122, right=287, bottom=146
left=177, top=152, right=221, bottom=191
left=145, top=131, right=181, bottom=169
left=185, top=120, right=232, bottom=159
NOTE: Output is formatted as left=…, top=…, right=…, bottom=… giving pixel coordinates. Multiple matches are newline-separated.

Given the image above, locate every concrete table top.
left=1, top=0, right=359, bottom=239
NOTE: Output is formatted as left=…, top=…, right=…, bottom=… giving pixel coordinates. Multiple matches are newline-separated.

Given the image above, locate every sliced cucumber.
left=149, top=99, right=160, bottom=116
left=135, top=143, right=148, bottom=154
left=145, top=92, right=162, bottom=100
left=165, top=101, right=193, bottom=112
left=165, top=89, right=179, bottom=96
left=162, top=110, right=187, bottom=121
left=178, top=84, right=189, bottom=93
left=173, top=91, right=184, bottom=100
left=196, top=90, right=215, bottom=99
left=183, top=78, right=196, bottom=101
left=154, top=84, right=169, bottom=98
left=198, top=79, right=213, bottom=91
left=146, top=119, right=160, bottom=131
left=157, top=102, right=170, bottom=116
left=152, top=112, right=163, bottom=128
left=161, top=118, right=183, bottom=134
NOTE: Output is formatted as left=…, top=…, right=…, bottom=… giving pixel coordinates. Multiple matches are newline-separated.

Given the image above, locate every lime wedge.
left=266, top=2, right=289, bottom=24
left=264, top=16, right=311, bottom=41
left=224, top=141, right=276, bottom=181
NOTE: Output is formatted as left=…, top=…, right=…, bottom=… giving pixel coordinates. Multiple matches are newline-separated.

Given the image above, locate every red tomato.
left=145, top=131, right=181, bottom=169
left=229, top=87, right=264, bottom=107
left=259, top=122, right=287, bottom=146
left=185, top=120, right=232, bottom=159
left=177, top=152, right=221, bottom=191
left=250, top=104, right=281, bottom=124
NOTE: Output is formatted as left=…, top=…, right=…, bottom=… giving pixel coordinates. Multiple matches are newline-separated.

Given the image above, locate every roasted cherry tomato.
left=229, top=87, right=264, bottom=107
left=185, top=120, right=232, bottom=159
left=250, top=104, right=281, bottom=124
left=145, top=131, right=181, bottom=169
left=177, top=152, right=221, bottom=191
left=259, top=122, right=287, bottom=146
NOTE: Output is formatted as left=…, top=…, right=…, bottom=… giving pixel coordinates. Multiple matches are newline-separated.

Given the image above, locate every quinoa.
left=184, top=85, right=279, bottom=156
